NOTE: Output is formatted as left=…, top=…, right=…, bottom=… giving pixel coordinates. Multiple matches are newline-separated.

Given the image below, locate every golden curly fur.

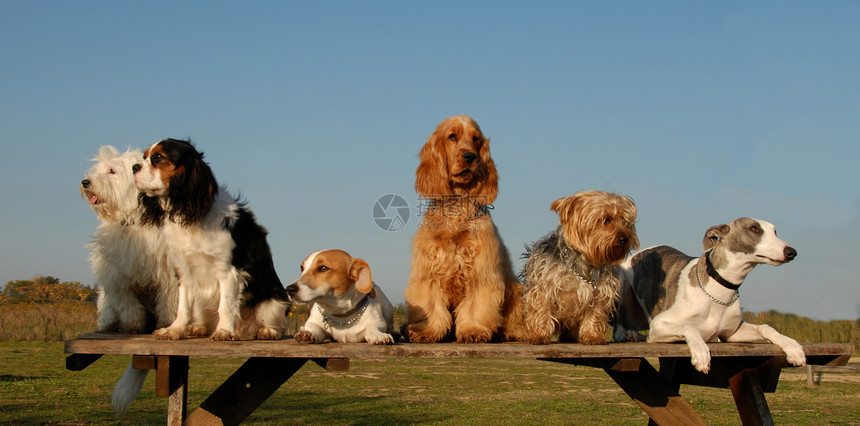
left=522, top=190, right=638, bottom=345
left=404, top=115, right=525, bottom=343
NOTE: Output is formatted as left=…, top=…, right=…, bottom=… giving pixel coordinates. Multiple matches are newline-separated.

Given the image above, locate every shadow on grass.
left=252, top=391, right=452, bottom=424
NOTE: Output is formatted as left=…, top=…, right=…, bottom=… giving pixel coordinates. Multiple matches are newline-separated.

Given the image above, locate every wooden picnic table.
left=65, top=332, right=851, bottom=426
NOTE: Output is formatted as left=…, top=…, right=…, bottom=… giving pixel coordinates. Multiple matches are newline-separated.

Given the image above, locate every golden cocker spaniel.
left=403, top=115, right=525, bottom=343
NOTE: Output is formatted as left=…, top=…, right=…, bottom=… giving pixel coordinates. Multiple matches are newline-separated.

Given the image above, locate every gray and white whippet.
left=613, top=217, right=806, bottom=373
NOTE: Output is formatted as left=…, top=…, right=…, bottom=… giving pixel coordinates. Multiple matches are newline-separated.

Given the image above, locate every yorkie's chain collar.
left=696, top=257, right=739, bottom=306
left=572, top=268, right=607, bottom=292
left=318, top=294, right=370, bottom=330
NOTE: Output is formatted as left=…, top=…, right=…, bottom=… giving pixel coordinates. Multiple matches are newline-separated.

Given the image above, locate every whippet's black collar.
left=705, top=251, right=742, bottom=291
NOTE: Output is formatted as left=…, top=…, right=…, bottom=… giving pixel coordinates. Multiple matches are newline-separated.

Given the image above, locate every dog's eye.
left=151, top=153, right=163, bottom=164
left=318, top=265, right=328, bottom=272
left=108, top=168, right=117, bottom=175
left=299, top=265, right=304, bottom=272
left=447, top=133, right=457, bottom=142
left=472, top=136, right=479, bottom=143
left=603, top=217, right=612, bottom=225
left=750, top=225, right=761, bottom=234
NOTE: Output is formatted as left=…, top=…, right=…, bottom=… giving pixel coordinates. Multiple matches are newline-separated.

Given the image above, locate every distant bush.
left=1, top=276, right=96, bottom=304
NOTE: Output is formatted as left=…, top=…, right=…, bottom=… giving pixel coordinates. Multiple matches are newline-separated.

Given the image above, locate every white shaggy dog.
left=81, top=145, right=178, bottom=414
left=81, top=145, right=177, bottom=332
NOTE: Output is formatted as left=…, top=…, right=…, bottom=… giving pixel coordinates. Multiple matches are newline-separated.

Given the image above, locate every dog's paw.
left=527, top=334, right=552, bottom=345
left=209, top=329, right=237, bottom=341
left=456, top=328, right=492, bottom=344
left=256, top=327, right=282, bottom=340
left=294, top=330, right=317, bottom=344
left=782, top=341, right=807, bottom=367
left=367, top=333, right=395, bottom=345
left=688, top=340, right=711, bottom=374
left=186, top=324, right=209, bottom=337
left=578, top=333, right=608, bottom=345
left=154, top=328, right=184, bottom=340
left=405, top=325, right=443, bottom=343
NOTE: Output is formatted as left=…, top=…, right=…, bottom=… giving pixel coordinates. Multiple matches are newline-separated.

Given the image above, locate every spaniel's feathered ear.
left=139, top=193, right=165, bottom=226
left=472, top=138, right=498, bottom=205
left=415, top=131, right=449, bottom=198
left=167, top=148, right=218, bottom=227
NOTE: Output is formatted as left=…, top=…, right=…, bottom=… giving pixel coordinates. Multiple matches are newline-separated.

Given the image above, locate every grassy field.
left=1, top=341, right=858, bottom=425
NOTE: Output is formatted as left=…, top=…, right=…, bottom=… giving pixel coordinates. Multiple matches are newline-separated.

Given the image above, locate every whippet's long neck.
left=706, top=248, right=756, bottom=287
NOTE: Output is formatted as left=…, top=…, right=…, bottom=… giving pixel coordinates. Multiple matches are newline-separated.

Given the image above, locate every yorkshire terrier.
left=522, top=190, right=638, bottom=345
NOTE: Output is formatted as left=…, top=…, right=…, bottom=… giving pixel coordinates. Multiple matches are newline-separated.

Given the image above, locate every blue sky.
left=2, top=1, right=858, bottom=320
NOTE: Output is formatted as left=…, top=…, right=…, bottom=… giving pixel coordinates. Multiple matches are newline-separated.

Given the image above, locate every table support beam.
left=184, top=357, right=309, bottom=426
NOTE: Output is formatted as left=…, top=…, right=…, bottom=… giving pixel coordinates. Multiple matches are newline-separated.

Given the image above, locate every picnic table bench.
left=65, top=332, right=851, bottom=426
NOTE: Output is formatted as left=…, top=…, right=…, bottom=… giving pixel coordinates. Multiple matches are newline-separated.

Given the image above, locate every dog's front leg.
left=723, top=322, right=806, bottom=367
left=454, top=273, right=504, bottom=343
left=404, top=262, right=453, bottom=343
left=154, top=279, right=191, bottom=340
left=210, top=269, right=241, bottom=341
left=647, top=321, right=712, bottom=373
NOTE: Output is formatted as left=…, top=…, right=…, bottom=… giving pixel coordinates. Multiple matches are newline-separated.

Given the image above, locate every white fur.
left=300, top=286, right=396, bottom=344
left=614, top=218, right=806, bottom=374
left=81, top=146, right=177, bottom=414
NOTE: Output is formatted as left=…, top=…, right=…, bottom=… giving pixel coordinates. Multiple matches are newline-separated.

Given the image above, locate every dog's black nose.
left=81, top=179, right=90, bottom=188
left=286, top=283, right=298, bottom=297
left=132, top=164, right=141, bottom=174
left=462, top=152, right=477, bottom=164
left=784, top=247, right=797, bottom=262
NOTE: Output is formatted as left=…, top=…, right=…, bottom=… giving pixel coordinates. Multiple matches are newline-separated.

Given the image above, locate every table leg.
left=184, top=357, right=309, bottom=426
left=728, top=368, right=774, bottom=426
left=546, top=358, right=706, bottom=426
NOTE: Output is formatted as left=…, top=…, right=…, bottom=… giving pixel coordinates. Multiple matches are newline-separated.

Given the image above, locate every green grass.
left=1, top=342, right=858, bottom=425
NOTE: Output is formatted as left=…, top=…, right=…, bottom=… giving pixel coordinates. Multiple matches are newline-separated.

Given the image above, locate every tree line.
left=1, top=275, right=96, bottom=304
left=1, top=276, right=857, bottom=352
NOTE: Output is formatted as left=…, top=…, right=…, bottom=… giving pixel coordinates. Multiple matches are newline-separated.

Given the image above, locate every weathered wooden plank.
left=63, top=333, right=853, bottom=363
left=184, top=357, right=308, bottom=426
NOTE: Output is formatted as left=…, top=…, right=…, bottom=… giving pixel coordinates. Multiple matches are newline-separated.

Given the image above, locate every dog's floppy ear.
left=703, top=224, right=730, bottom=251
left=415, top=131, right=450, bottom=198
left=472, top=136, right=499, bottom=205
left=550, top=195, right=579, bottom=224
left=349, top=258, right=373, bottom=294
